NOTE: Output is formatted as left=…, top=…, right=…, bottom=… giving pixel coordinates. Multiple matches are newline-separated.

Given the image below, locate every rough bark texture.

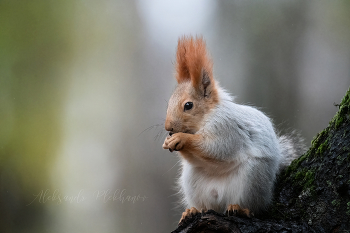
left=172, top=87, right=350, bottom=233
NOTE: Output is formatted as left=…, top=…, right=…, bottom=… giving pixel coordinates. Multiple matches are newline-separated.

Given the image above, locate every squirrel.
left=162, top=35, right=306, bottom=223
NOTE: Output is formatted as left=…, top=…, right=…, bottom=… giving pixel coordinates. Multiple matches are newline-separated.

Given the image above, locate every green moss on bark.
left=332, top=87, right=350, bottom=129
left=267, top=87, right=350, bottom=232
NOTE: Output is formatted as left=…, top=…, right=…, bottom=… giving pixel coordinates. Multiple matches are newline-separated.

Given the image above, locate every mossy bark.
left=172, top=87, right=350, bottom=233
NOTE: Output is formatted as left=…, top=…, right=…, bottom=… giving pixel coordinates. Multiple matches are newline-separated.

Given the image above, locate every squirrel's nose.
left=165, top=119, right=173, bottom=132
left=165, top=125, right=173, bottom=133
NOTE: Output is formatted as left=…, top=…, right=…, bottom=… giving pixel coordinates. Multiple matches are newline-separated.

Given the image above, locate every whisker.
left=154, top=129, right=163, bottom=141
left=164, top=99, right=168, bottom=110
left=138, top=123, right=164, bottom=137
left=154, top=128, right=169, bottom=142
left=162, top=160, right=181, bottom=176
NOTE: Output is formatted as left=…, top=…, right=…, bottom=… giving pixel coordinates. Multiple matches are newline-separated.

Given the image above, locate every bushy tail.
left=278, top=131, right=307, bottom=171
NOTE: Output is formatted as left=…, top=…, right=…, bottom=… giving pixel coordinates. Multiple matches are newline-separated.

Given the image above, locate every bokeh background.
left=1, top=0, right=350, bottom=232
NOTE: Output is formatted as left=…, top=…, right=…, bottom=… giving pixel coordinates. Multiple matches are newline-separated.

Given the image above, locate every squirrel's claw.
left=179, top=207, right=200, bottom=225
left=226, top=204, right=253, bottom=218
left=163, top=133, right=186, bottom=152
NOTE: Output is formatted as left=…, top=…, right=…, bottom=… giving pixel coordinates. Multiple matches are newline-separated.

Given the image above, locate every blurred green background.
left=1, top=1, right=350, bottom=232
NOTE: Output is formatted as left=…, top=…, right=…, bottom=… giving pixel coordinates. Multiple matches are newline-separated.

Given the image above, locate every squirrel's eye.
left=184, top=102, right=193, bottom=111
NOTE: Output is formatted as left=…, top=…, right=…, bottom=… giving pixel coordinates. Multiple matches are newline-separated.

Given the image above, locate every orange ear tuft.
left=175, top=36, right=191, bottom=83
left=175, top=36, right=213, bottom=87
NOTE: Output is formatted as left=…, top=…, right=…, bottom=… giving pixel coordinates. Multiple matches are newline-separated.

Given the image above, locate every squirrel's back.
left=203, top=86, right=306, bottom=170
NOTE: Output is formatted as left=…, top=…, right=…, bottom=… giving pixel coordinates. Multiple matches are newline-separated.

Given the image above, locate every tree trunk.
left=172, top=87, right=350, bottom=233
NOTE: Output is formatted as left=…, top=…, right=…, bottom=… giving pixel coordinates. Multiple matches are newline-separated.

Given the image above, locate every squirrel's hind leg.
left=226, top=204, right=253, bottom=218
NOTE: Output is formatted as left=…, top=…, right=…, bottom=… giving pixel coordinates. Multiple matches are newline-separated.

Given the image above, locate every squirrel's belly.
left=180, top=165, right=245, bottom=213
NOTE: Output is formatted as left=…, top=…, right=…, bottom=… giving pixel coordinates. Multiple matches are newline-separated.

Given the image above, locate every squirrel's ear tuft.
left=175, top=36, right=214, bottom=89
left=175, top=36, right=191, bottom=83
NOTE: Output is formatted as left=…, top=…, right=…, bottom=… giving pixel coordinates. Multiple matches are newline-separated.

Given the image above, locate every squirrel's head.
left=165, top=36, right=219, bottom=135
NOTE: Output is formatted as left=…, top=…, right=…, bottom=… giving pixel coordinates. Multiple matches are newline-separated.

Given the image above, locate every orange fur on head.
left=175, top=36, right=214, bottom=88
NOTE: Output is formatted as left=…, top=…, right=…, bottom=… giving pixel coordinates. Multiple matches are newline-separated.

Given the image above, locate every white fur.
left=177, top=85, right=300, bottom=214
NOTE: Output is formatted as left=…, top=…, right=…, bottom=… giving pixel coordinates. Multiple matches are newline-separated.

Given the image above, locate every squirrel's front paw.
left=179, top=207, right=200, bottom=225
left=162, top=135, right=172, bottom=151
left=162, top=133, right=187, bottom=152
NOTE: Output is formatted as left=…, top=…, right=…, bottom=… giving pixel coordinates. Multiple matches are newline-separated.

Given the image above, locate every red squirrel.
left=162, top=36, right=305, bottom=223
